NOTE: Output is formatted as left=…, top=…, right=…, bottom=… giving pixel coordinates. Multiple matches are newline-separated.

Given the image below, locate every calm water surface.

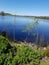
left=0, top=16, right=49, bottom=44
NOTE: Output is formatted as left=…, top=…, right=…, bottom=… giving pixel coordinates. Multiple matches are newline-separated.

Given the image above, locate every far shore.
left=0, top=12, right=49, bottom=19
left=16, top=15, right=49, bottom=19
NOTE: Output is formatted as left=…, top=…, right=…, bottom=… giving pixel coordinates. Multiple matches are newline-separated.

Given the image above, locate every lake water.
left=0, top=16, right=49, bottom=45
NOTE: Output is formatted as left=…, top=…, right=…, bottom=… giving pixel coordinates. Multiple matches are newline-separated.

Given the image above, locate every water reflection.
left=0, top=16, right=49, bottom=45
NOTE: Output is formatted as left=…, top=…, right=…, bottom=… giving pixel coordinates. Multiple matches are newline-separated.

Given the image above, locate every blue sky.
left=0, top=0, right=49, bottom=16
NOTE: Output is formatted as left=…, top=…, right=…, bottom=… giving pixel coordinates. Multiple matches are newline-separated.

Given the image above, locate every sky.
left=0, top=0, right=49, bottom=16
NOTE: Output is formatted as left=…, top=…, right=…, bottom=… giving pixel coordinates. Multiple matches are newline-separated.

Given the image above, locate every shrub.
left=0, top=36, right=17, bottom=65
left=0, top=36, right=45, bottom=65
left=45, top=46, right=49, bottom=57
left=0, top=35, right=11, bottom=53
left=12, top=45, right=45, bottom=65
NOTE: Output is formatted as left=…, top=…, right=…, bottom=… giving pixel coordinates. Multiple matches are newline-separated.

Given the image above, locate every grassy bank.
left=0, top=35, right=49, bottom=65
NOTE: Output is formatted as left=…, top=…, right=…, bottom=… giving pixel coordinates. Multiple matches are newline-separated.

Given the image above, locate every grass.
left=40, top=57, right=49, bottom=65
left=40, top=61, right=49, bottom=65
left=0, top=35, right=49, bottom=65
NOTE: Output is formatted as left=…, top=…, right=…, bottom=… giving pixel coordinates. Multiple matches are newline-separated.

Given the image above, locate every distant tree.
left=0, top=11, right=5, bottom=16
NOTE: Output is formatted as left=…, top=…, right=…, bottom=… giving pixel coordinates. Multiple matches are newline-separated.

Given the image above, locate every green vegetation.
left=40, top=61, right=49, bottom=65
left=23, top=19, right=38, bottom=32
left=16, top=15, right=49, bottom=19
left=45, top=46, right=49, bottom=57
left=0, top=35, right=49, bottom=65
left=0, top=11, right=49, bottom=19
left=22, top=19, right=39, bottom=42
left=0, top=35, right=46, bottom=65
left=0, top=11, right=14, bottom=16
